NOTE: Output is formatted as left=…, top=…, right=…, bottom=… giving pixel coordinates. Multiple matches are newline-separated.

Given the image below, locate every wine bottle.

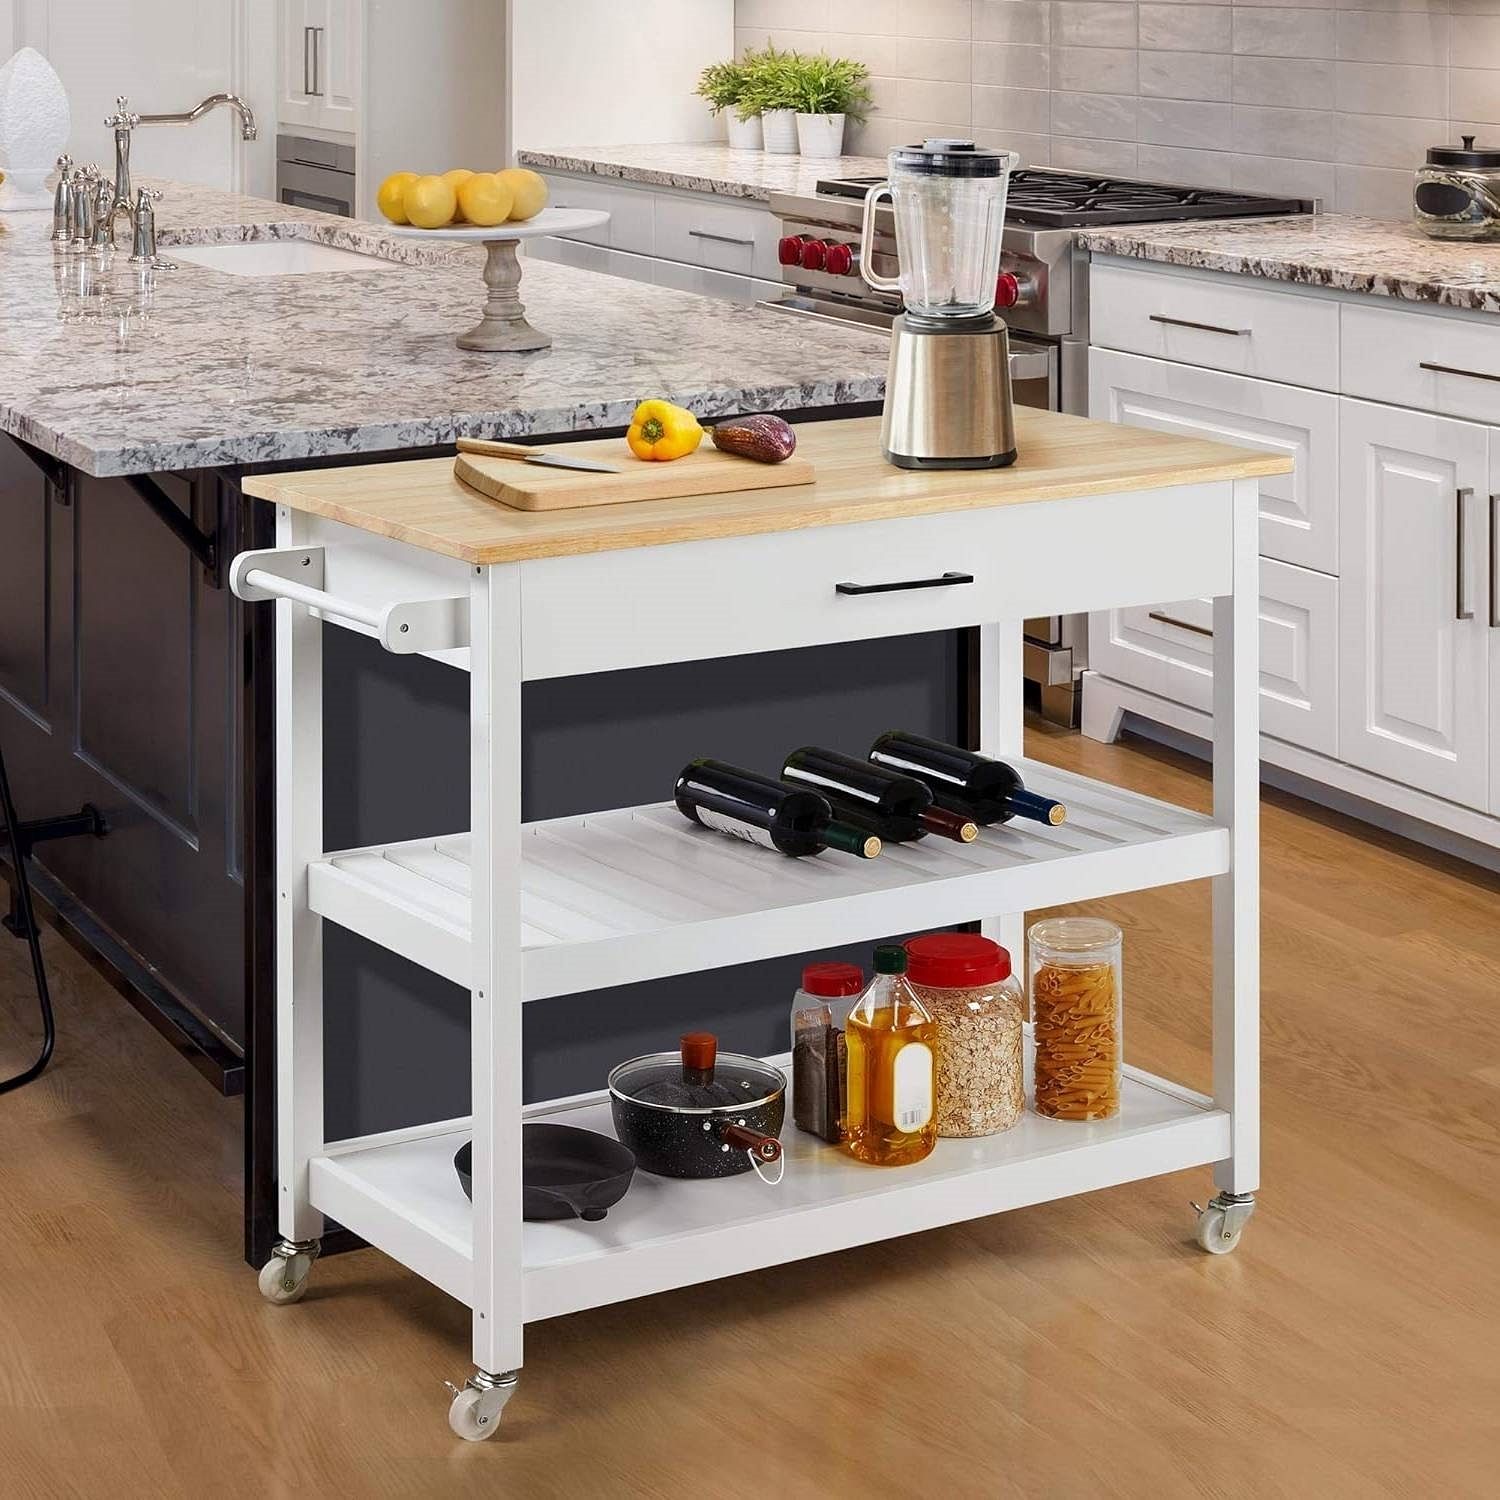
left=674, top=759, right=882, bottom=858
left=781, top=746, right=977, bottom=844
left=867, top=731, right=1067, bottom=827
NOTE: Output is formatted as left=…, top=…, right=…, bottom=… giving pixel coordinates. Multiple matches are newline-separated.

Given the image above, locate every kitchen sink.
left=170, top=240, right=406, bottom=276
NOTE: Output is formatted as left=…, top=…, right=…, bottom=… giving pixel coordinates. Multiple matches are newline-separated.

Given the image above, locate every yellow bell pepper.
left=627, top=399, right=703, bottom=462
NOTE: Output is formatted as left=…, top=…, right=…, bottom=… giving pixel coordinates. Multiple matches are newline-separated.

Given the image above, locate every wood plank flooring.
left=0, top=727, right=1496, bottom=1498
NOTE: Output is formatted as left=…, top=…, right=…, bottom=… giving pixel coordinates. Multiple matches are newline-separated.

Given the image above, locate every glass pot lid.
left=608, top=1033, right=785, bottom=1113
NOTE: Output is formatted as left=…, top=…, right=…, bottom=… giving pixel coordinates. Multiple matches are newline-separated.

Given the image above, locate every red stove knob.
left=995, top=271, right=1021, bottom=308
left=778, top=235, right=806, bottom=266
left=824, top=242, right=854, bottom=276
left=800, top=238, right=828, bottom=271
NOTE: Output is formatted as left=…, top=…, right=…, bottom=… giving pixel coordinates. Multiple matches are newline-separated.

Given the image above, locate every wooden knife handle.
left=456, top=437, right=535, bottom=458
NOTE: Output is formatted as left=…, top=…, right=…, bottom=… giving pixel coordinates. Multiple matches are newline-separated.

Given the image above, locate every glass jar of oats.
left=1028, top=917, right=1123, bottom=1122
left=905, top=933, right=1024, bottom=1138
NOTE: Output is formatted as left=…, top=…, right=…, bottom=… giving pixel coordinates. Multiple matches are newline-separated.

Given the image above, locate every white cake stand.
left=387, top=208, right=609, bottom=352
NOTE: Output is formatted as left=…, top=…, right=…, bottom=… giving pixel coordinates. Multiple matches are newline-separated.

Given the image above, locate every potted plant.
left=791, top=53, right=872, bottom=159
left=695, top=59, right=762, bottom=151
left=739, top=44, right=803, bottom=155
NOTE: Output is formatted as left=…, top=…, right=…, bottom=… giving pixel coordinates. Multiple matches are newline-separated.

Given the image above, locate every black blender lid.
left=891, top=138, right=1011, bottom=176
left=608, top=1034, right=784, bottom=1112
left=1427, top=135, right=1500, bottom=168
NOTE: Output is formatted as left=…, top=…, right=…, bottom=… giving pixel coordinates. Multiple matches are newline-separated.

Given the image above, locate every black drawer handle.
left=1149, top=609, right=1213, bottom=638
left=836, top=571, right=974, bottom=596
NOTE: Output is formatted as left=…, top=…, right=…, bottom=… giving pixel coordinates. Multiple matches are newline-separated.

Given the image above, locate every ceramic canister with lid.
left=905, top=933, right=1024, bottom=1137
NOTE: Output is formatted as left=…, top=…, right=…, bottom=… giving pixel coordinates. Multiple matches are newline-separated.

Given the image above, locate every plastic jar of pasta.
left=905, top=932, right=1024, bottom=1137
left=1027, top=917, right=1122, bottom=1121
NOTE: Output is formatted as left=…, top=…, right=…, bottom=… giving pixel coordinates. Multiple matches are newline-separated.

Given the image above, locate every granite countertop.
left=516, top=143, right=888, bottom=202
left=1077, top=212, right=1500, bottom=315
left=0, top=181, right=889, bottom=477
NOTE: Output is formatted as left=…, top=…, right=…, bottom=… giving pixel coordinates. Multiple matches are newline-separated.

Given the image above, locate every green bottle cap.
left=873, top=944, right=907, bottom=975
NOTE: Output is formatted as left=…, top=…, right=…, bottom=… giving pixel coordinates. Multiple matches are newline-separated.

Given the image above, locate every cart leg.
left=978, top=620, right=1026, bottom=958
left=1209, top=478, right=1260, bottom=1204
left=259, top=506, right=326, bottom=1298
left=460, top=563, right=526, bottom=1436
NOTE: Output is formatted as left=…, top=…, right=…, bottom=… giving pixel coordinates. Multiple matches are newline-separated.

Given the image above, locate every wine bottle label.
left=695, top=807, right=777, bottom=851
left=891, top=1041, right=933, bottom=1133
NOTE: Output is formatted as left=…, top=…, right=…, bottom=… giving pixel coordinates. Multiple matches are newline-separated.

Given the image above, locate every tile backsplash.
left=735, top=0, right=1500, bottom=217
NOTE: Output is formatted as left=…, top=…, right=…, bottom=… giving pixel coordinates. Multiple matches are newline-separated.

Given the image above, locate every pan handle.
left=529, top=1182, right=611, bottom=1222
left=717, top=1122, right=785, bottom=1184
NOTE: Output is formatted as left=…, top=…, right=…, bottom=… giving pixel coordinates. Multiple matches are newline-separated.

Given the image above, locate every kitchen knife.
left=456, top=436, right=620, bottom=473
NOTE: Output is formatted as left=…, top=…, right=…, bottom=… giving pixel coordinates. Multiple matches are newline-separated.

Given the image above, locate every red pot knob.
left=995, top=270, right=1021, bottom=308
left=777, top=235, right=805, bottom=266
left=800, top=238, right=828, bottom=271
left=824, top=241, right=853, bottom=276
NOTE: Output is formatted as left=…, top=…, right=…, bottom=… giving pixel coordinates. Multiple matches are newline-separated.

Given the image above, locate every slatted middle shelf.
left=305, top=758, right=1226, bottom=998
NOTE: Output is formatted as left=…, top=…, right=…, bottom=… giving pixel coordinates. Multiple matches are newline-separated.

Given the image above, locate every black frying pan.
left=454, top=1123, right=637, bottom=1222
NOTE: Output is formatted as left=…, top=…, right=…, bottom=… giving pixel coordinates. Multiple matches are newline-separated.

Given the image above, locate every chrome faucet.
left=103, top=95, right=139, bottom=226
left=136, top=93, right=258, bottom=142
left=129, top=187, right=173, bottom=269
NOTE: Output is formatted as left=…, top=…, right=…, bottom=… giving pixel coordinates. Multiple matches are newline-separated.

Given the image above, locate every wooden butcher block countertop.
left=242, top=410, right=1291, bottom=566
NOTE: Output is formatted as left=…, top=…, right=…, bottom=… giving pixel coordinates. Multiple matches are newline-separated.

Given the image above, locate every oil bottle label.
left=892, top=1041, right=933, bottom=1133
left=696, top=808, right=776, bottom=851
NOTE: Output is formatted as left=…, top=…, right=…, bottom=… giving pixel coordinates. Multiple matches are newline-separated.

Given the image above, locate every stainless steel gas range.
left=765, top=168, right=1313, bottom=722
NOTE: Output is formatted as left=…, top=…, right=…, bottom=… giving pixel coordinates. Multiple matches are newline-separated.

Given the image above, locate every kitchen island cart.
left=234, top=411, right=1285, bottom=1439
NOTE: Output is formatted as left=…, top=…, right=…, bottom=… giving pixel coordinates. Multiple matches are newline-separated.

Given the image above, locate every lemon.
left=375, top=171, right=418, bottom=224
left=456, top=172, right=514, bottom=228
left=441, top=168, right=476, bottom=221
left=494, top=167, right=548, bottom=222
left=404, top=175, right=457, bottom=229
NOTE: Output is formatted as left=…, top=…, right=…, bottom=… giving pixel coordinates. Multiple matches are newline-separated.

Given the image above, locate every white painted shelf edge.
left=305, top=756, right=1228, bottom=999
left=309, top=1058, right=1228, bottom=1321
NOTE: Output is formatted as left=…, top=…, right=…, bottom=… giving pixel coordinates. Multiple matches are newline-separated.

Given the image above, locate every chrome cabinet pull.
left=303, top=26, right=313, bottom=96
left=309, top=26, right=324, bottom=97
left=1148, top=610, right=1213, bottom=638
left=687, top=229, right=755, bottom=247
left=1148, top=313, right=1250, bottom=337
left=836, top=571, right=973, bottom=596
left=1490, top=492, right=1500, bottom=629
left=1457, top=486, right=1475, bottom=622
left=1420, top=360, right=1500, bottom=385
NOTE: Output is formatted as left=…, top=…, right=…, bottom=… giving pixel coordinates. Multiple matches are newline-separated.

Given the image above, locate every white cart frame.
left=233, top=470, right=1260, bottom=1438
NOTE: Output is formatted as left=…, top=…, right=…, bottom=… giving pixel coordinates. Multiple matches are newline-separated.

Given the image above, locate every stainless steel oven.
left=276, top=134, right=355, bottom=218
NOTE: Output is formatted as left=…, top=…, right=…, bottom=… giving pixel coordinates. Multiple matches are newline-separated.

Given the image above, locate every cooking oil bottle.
left=843, top=944, right=938, bottom=1166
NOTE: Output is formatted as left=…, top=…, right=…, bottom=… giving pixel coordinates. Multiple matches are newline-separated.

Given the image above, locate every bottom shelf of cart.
left=308, top=1068, right=1229, bottom=1321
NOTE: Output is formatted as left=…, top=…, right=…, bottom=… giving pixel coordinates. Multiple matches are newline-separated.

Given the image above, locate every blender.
left=860, top=140, right=1020, bottom=469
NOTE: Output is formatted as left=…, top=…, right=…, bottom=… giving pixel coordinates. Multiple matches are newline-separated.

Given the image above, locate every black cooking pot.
left=608, top=1032, right=786, bottom=1181
left=454, top=1122, right=637, bottom=1221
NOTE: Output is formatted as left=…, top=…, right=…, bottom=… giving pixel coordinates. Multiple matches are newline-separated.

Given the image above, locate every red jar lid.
left=905, top=932, right=1011, bottom=986
left=801, top=961, right=864, bottom=997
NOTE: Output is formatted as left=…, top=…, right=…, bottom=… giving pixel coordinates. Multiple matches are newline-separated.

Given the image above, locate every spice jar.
left=905, top=932, right=1024, bottom=1138
left=1028, top=917, right=1122, bottom=1121
left=791, top=961, right=864, bottom=1143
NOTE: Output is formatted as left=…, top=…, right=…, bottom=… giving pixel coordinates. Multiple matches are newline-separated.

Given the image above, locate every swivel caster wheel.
left=1192, top=1191, right=1255, bottom=1255
left=446, top=1369, right=519, bottom=1441
left=257, top=1237, right=320, bottom=1304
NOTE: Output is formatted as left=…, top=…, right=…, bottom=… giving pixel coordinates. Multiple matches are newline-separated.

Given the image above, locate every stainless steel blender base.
left=880, top=312, right=1018, bottom=470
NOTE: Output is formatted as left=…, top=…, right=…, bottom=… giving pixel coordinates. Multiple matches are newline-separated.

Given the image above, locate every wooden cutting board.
left=453, top=436, right=815, bottom=511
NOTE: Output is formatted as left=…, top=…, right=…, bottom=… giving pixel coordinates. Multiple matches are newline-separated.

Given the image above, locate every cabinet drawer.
left=518, top=514, right=1003, bottom=681
left=1342, top=300, right=1500, bottom=424
left=1089, top=559, right=1339, bottom=755
left=1090, top=262, right=1339, bottom=390
left=539, top=175, right=654, bottom=254
left=654, top=193, right=780, bottom=280
left=1089, top=348, right=1338, bottom=574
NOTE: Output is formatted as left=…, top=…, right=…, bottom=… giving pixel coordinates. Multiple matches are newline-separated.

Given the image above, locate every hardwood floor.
left=1, top=728, right=1496, bottom=1498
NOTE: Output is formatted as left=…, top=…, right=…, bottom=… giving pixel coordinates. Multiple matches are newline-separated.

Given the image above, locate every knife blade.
left=457, top=436, right=620, bottom=473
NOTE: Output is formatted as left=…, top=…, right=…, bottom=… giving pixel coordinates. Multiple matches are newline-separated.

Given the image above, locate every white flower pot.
left=726, top=112, right=763, bottom=151
left=795, top=112, right=846, bottom=159
left=0, top=47, right=71, bottom=211
left=761, top=109, right=799, bottom=156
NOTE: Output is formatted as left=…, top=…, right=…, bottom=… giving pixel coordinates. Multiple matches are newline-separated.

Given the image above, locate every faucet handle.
left=56, top=152, right=73, bottom=175
left=105, top=95, right=139, bottom=128
left=135, top=186, right=163, bottom=208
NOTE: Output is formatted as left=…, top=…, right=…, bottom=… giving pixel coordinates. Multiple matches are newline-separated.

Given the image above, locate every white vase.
left=761, top=109, right=798, bottom=155
left=795, top=113, right=846, bottom=159
left=726, top=112, right=763, bottom=151
left=0, top=47, right=70, bottom=211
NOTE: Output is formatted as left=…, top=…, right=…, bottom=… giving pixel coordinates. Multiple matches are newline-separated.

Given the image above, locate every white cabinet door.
left=1339, top=398, right=1490, bottom=807
left=279, top=0, right=320, bottom=129
left=315, top=0, right=360, bottom=132
left=1090, top=349, right=1338, bottom=574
